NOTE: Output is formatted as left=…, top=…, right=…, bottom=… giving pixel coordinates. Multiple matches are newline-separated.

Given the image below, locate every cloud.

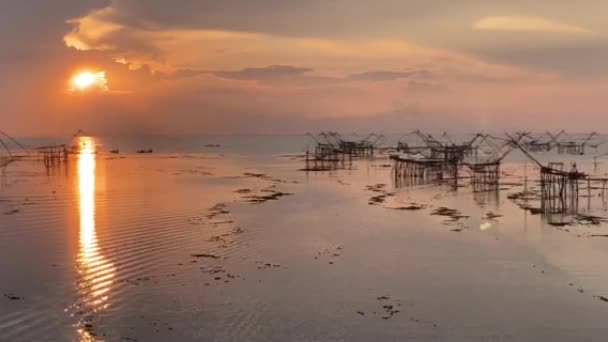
left=63, top=6, right=543, bottom=86
left=151, top=65, right=447, bottom=88
left=473, top=16, right=593, bottom=35
left=62, top=1, right=551, bottom=80
left=209, top=66, right=438, bottom=85
left=9, top=0, right=608, bottom=136
left=212, top=65, right=313, bottom=81
left=73, top=0, right=475, bottom=38
left=155, top=68, right=208, bottom=80
left=347, top=70, right=433, bottom=81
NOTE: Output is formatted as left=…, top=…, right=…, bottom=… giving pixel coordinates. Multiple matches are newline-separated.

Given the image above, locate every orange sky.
left=2, top=1, right=608, bottom=135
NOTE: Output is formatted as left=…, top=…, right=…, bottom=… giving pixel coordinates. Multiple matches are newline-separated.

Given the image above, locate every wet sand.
left=2, top=139, right=608, bottom=341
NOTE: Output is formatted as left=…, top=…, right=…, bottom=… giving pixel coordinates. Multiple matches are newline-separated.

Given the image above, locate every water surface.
left=2, top=136, right=608, bottom=341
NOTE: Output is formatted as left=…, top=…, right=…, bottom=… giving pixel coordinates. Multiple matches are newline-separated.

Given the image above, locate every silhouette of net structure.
left=304, top=132, right=384, bottom=171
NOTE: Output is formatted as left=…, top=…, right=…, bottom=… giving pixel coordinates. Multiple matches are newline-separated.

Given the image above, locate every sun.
left=70, top=71, right=108, bottom=92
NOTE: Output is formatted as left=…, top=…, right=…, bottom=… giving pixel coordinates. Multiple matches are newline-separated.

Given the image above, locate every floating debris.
left=255, top=261, right=284, bottom=270
left=365, top=184, right=387, bottom=193
left=244, top=190, right=292, bottom=204
left=507, top=190, right=539, bottom=201
left=315, top=246, right=344, bottom=263
left=2, top=209, right=20, bottom=215
left=206, top=203, right=230, bottom=219
left=365, top=296, right=401, bottom=320
left=484, top=211, right=503, bottom=219
left=594, top=295, right=608, bottom=303
left=368, top=194, right=387, bottom=205
left=365, top=184, right=397, bottom=205
left=243, top=172, right=272, bottom=180
left=388, top=203, right=426, bottom=210
left=431, top=207, right=469, bottom=221
left=175, top=169, right=213, bottom=176
left=191, top=253, right=221, bottom=259
left=200, top=265, right=226, bottom=275
left=4, top=294, right=23, bottom=300
left=575, top=214, right=607, bottom=225
left=432, top=207, right=459, bottom=216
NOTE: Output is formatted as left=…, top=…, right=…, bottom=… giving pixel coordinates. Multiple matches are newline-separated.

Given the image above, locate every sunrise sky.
left=2, top=0, right=608, bottom=135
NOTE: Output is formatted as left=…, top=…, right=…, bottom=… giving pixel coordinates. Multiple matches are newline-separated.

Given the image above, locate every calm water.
left=2, top=135, right=608, bottom=341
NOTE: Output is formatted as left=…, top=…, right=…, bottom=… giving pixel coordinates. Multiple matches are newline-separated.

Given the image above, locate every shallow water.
left=2, top=136, right=608, bottom=341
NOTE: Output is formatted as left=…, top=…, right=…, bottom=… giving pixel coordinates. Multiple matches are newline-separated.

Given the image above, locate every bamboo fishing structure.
left=35, top=145, right=69, bottom=169
left=304, top=132, right=384, bottom=171
left=508, top=134, right=608, bottom=219
left=0, top=130, right=73, bottom=174
left=0, top=131, right=26, bottom=172
left=391, top=131, right=522, bottom=187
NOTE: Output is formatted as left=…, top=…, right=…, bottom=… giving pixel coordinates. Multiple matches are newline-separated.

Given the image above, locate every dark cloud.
left=0, top=0, right=107, bottom=61
left=212, top=65, right=313, bottom=81
left=158, top=66, right=315, bottom=83
left=101, top=1, right=608, bottom=39
left=102, top=0, right=458, bottom=37
left=208, top=66, right=440, bottom=86
left=130, top=64, right=441, bottom=87
left=155, top=68, right=208, bottom=80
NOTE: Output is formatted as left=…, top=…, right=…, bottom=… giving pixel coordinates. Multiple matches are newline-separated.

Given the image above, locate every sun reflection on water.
left=76, top=137, right=115, bottom=341
left=480, top=221, right=493, bottom=231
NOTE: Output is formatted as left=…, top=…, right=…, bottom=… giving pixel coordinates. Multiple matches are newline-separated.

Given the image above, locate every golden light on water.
left=76, top=137, right=115, bottom=340
left=79, top=137, right=96, bottom=256
left=480, top=221, right=493, bottom=231
left=70, top=71, right=108, bottom=92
